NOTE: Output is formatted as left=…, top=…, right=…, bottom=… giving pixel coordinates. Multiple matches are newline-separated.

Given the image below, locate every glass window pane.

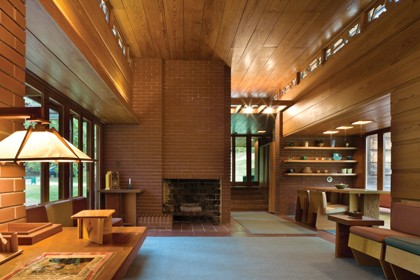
left=82, top=120, right=89, bottom=197
left=71, top=114, right=79, bottom=197
left=383, top=132, right=392, bottom=191
left=23, top=94, right=42, bottom=205
left=49, top=107, right=60, bottom=201
left=25, top=162, right=41, bottom=206
left=366, top=134, right=378, bottom=190
left=235, top=137, right=247, bottom=182
left=251, top=137, right=258, bottom=182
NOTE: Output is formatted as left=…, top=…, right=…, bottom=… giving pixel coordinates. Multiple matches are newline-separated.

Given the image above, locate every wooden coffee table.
left=328, top=214, right=384, bottom=257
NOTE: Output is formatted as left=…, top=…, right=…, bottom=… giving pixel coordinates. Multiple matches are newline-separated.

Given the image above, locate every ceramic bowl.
left=335, top=183, right=348, bottom=189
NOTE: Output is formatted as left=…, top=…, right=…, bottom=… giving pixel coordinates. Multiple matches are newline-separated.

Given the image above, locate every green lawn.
left=25, top=176, right=86, bottom=206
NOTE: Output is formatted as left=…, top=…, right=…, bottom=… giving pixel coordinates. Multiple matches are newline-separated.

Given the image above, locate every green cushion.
left=385, top=236, right=420, bottom=256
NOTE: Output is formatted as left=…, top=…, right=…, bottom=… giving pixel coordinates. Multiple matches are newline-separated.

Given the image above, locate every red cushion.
left=71, top=197, right=89, bottom=226
left=26, top=205, right=48, bottom=223
left=391, top=203, right=420, bottom=236
left=350, top=226, right=414, bottom=242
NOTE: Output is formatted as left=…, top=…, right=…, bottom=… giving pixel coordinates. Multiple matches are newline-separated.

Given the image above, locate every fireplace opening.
left=163, top=179, right=221, bottom=224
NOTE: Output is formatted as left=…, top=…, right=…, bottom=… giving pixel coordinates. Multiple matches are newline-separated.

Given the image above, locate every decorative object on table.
left=2, top=252, right=113, bottom=280
left=341, top=168, right=347, bottom=174
left=347, top=211, right=363, bottom=219
left=302, top=167, right=312, bottom=173
left=335, top=183, right=349, bottom=189
left=127, top=178, right=132, bottom=189
left=0, top=232, right=23, bottom=265
left=71, top=210, right=115, bottom=245
left=111, top=171, right=119, bottom=189
left=327, top=176, right=333, bottom=183
left=105, top=171, right=112, bottom=190
left=347, top=168, right=353, bottom=174
left=332, top=153, right=342, bottom=160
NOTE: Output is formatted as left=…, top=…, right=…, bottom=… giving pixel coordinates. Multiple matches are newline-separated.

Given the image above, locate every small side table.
left=71, top=209, right=115, bottom=244
left=328, top=214, right=384, bottom=258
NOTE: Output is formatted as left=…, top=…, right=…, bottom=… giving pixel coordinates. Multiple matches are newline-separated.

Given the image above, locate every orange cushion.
left=350, top=226, right=415, bottom=242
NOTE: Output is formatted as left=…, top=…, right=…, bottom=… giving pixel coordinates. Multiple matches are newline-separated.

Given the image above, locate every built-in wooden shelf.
left=284, top=146, right=358, bottom=150
left=283, top=159, right=357, bottom=163
left=284, top=173, right=357, bottom=177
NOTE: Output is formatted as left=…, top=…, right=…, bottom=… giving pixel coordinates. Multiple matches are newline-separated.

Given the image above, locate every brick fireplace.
left=163, top=179, right=221, bottom=223
left=104, top=59, right=231, bottom=223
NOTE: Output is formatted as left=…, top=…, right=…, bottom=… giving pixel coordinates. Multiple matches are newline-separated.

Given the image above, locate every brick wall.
left=103, top=59, right=163, bottom=216
left=103, top=59, right=231, bottom=222
left=276, top=133, right=360, bottom=215
left=0, top=0, right=26, bottom=225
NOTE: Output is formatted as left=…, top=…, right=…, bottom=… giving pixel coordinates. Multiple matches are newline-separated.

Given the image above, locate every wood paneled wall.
left=282, top=0, right=419, bottom=136
left=0, top=0, right=26, bottom=224
left=38, top=0, right=132, bottom=104
left=391, top=78, right=420, bottom=201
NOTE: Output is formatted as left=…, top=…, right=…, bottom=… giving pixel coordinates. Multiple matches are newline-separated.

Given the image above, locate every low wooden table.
left=0, top=227, right=148, bottom=280
left=71, top=209, right=115, bottom=244
left=328, top=214, right=384, bottom=258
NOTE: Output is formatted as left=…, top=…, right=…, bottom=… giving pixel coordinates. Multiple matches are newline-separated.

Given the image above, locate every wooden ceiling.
left=110, top=0, right=374, bottom=97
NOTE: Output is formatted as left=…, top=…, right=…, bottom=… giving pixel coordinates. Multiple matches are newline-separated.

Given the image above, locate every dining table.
left=303, top=187, right=390, bottom=218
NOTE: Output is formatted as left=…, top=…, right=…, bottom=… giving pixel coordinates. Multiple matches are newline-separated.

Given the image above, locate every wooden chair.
left=307, top=191, right=348, bottom=230
left=295, top=190, right=310, bottom=223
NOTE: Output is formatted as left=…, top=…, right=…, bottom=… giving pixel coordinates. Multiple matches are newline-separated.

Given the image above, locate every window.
left=366, top=130, right=391, bottom=190
left=48, top=105, right=61, bottom=201
left=25, top=72, right=102, bottom=206
left=366, top=134, right=378, bottom=189
left=231, top=135, right=271, bottom=186
left=384, top=132, right=392, bottom=191
left=23, top=91, right=42, bottom=206
left=70, top=112, right=80, bottom=197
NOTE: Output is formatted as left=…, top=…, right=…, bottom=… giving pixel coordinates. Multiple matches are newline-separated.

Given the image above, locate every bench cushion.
left=45, top=199, right=74, bottom=227
left=350, top=226, right=414, bottom=242
left=385, top=236, right=420, bottom=256
left=26, top=205, right=48, bottom=223
left=391, top=203, right=420, bottom=236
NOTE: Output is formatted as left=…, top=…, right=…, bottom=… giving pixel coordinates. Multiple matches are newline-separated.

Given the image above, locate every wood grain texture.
left=108, top=0, right=374, bottom=97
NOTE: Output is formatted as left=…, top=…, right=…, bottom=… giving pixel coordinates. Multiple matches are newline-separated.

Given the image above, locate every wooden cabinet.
left=98, top=189, right=144, bottom=226
left=283, top=146, right=358, bottom=177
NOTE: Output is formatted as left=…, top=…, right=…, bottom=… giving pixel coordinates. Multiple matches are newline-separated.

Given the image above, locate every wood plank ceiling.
left=110, top=0, right=374, bottom=98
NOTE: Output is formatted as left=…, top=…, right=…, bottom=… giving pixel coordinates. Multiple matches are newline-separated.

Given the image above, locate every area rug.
left=231, top=211, right=316, bottom=234
left=124, top=237, right=383, bottom=280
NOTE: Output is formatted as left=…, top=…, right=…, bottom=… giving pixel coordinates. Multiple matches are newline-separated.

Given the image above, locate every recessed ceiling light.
left=351, top=120, right=373, bottom=125
left=323, top=130, right=339, bottom=134
left=336, top=126, right=354, bottom=130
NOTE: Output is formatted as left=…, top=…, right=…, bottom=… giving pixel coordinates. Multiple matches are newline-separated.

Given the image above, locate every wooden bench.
left=26, top=197, right=123, bottom=227
left=384, top=236, right=420, bottom=279
left=348, top=202, right=420, bottom=280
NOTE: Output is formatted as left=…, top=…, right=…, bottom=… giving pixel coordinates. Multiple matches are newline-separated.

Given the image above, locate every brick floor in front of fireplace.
left=146, top=214, right=336, bottom=244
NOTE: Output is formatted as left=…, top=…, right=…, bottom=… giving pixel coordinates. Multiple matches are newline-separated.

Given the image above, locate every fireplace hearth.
left=163, top=179, right=221, bottom=223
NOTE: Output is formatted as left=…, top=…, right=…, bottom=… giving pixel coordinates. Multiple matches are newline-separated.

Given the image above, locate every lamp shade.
left=0, top=127, right=92, bottom=163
